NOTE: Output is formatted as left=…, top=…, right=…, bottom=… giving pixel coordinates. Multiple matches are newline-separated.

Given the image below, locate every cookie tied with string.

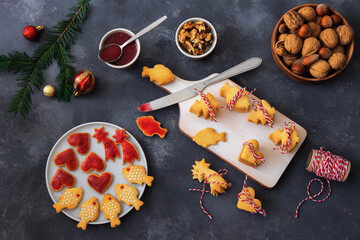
left=190, top=92, right=219, bottom=121
left=269, top=122, right=300, bottom=153
left=219, top=82, right=250, bottom=112
left=239, top=139, right=264, bottom=167
left=247, top=99, right=276, bottom=126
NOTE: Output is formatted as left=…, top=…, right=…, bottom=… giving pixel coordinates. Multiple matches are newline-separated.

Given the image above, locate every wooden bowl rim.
left=271, top=3, right=354, bottom=83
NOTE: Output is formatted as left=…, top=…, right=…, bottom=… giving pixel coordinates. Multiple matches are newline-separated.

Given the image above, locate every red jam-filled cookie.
left=113, top=129, right=139, bottom=165
left=51, top=168, right=76, bottom=191
left=67, top=133, right=90, bottom=155
left=136, top=116, right=167, bottom=138
left=92, top=127, right=120, bottom=162
left=80, top=152, right=105, bottom=173
left=54, top=148, right=78, bottom=171
left=87, top=172, right=113, bottom=194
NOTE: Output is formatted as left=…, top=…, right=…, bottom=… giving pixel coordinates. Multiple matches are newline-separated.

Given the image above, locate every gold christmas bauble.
left=43, top=84, right=56, bottom=97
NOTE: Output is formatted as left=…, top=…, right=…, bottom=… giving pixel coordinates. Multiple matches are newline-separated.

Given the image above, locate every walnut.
left=319, top=29, right=339, bottom=48
left=275, top=40, right=287, bottom=56
left=178, top=21, right=213, bottom=55
left=284, top=11, right=304, bottom=31
left=328, top=52, right=346, bottom=70
left=315, top=16, right=321, bottom=25
left=298, top=7, right=316, bottom=22
left=336, top=25, right=354, bottom=45
left=282, top=53, right=298, bottom=66
left=278, top=33, right=288, bottom=41
left=332, top=45, right=345, bottom=54
left=308, top=22, right=321, bottom=38
left=310, top=59, right=330, bottom=78
left=284, top=34, right=303, bottom=54
left=302, top=37, right=321, bottom=57
left=178, top=29, right=189, bottom=44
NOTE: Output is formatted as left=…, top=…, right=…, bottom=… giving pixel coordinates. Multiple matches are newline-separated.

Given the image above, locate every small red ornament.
left=22, top=25, right=44, bottom=41
left=73, top=69, right=96, bottom=96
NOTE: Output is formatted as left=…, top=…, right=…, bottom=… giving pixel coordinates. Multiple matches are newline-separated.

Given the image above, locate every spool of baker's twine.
left=295, top=147, right=351, bottom=218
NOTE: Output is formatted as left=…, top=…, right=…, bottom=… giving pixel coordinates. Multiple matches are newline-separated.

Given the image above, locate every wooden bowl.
left=271, top=4, right=354, bottom=84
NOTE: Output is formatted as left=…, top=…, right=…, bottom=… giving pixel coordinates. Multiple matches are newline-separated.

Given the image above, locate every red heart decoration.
left=87, top=172, right=112, bottom=194
left=54, top=148, right=78, bottom=171
left=80, top=152, right=105, bottom=173
left=51, top=168, right=76, bottom=191
left=67, top=133, right=90, bottom=155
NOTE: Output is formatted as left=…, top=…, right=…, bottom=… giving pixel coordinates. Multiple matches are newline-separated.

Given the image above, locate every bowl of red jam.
left=99, top=28, right=140, bottom=69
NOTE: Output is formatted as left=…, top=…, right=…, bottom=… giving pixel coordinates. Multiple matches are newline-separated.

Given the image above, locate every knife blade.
left=138, top=57, right=262, bottom=112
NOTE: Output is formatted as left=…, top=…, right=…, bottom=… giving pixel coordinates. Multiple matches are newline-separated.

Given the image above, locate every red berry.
left=22, top=25, right=44, bottom=41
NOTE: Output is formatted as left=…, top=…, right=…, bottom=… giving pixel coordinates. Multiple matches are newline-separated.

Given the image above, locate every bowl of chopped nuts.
left=175, top=18, right=217, bottom=59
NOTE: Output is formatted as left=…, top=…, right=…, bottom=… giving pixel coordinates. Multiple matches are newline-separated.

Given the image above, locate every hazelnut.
left=316, top=4, right=330, bottom=16
left=320, top=15, right=333, bottom=28
left=279, top=23, right=289, bottom=33
left=308, top=22, right=321, bottom=38
left=275, top=40, right=287, bottom=56
left=284, top=34, right=303, bottom=54
left=291, top=59, right=306, bottom=75
left=319, top=29, right=339, bottom=48
left=282, top=53, right=298, bottom=66
left=302, top=37, right=321, bottom=57
left=332, top=45, right=345, bottom=54
left=298, top=7, right=316, bottom=22
left=284, top=11, right=304, bottom=31
left=328, top=52, right=346, bottom=70
left=298, top=24, right=312, bottom=38
left=310, top=60, right=331, bottom=78
left=331, top=14, right=342, bottom=25
left=336, top=25, right=354, bottom=45
left=318, top=47, right=332, bottom=59
left=278, top=33, right=288, bottom=42
left=303, top=54, right=319, bottom=66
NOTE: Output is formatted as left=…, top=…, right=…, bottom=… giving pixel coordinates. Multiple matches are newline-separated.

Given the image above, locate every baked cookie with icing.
left=115, top=184, right=144, bottom=210
left=122, top=165, right=154, bottom=186
left=53, top=187, right=83, bottom=213
left=101, top=193, right=121, bottom=228
left=77, top=197, right=99, bottom=230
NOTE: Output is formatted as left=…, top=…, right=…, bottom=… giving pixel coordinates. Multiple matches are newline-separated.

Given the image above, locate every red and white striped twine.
left=238, top=175, right=266, bottom=216
left=189, top=169, right=232, bottom=219
left=273, top=121, right=295, bottom=154
left=221, top=87, right=256, bottom=111
left=251, top=98, right=273, bottom=128
left=194, top=88, right=217, bottom=122
left=295, top=147, right=350, bottom=218
left=243, top=141, right=265, bottom=167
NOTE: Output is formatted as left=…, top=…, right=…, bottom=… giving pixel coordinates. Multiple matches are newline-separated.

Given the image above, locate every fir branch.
left=1, top=0, right=90, bottom=116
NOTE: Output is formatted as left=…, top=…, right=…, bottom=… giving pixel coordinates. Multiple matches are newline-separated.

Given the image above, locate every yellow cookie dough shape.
left=237, top=187, right=262, bottom=213
left=115, top=184, right=144, bottom=211
left=101, top=193, right=121, bottom=228
left=220, top=82, right=250, bottom=112
left=193, top=128, right=226, bottom=148
left=269, top=124, right=300, bottom=153
left=189, top=93, right=219, bottom=121
left=247, top=99, right=276, bottom=125
left=53, top=187, right=83, bottom=213
left=77, top=197, right=99, bottom=230
left=191, top=159, right=229, bottom=196
left=142, top=64, right=175, bottom=85
left=239, top=139, right=264, bottom=167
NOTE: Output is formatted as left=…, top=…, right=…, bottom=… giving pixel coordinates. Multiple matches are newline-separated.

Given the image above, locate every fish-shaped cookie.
left=53, top=187, right=83, bottom=213
left=122, top=165, right=154, bottom=186
left=192, top=128, right=226, bottom=148
left=77, top=197, right=99, bottom=230
left=115, top=184, right=144, bottom=210
left=100, top=193, right=121, bottom=228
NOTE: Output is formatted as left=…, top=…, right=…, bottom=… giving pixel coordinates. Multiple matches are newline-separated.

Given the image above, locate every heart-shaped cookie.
left=54, top=148, right=78, bottom=171
left=67, top=133, right=90, bottom=155
left=239, top=139, right=264, bottom=167
left=51, top=168, right=76, bottom=191
left=237, top=187, right=262, bottom=213
left=80, top=152, right=105, bottom=173
left=87, top=172, right=112, bottom=194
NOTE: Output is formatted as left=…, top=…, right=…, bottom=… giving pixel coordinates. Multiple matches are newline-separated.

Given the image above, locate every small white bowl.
left=99, top=28, right=141, bottom=69
left=175, top=17, right=217, bottom=59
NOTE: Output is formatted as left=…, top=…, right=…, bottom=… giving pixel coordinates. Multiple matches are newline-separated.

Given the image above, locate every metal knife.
left=138, top=57, right=262, bottom=112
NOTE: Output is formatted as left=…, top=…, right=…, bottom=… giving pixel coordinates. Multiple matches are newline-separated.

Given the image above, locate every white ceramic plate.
left=45, top=122, right=147, bottom=224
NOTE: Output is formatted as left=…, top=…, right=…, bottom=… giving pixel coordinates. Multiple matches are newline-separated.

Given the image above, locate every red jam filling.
left=113, top=129, right=139, bottom=165
left=80, top=152, right=105, bottom=172
left=54, top=148, right=78, bottom=171
left=99, top=44, right=122, bottom=62
left=102, top=32, right=137, bottom=66
left=136, top=116, right=167, bottom=138
left=51, top=169, right=75, bottom=191
left=92, top=127, right=120, bottom=162
left=87, top=172, right=112, bottom=194
left=67, top=133, right=90, bottom=155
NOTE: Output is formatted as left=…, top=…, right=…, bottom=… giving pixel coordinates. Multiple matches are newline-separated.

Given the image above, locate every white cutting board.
left=156, top=74, right=307, bottom=188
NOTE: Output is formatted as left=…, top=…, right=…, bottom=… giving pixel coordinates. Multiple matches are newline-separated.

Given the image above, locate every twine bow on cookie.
left=251, top=98, right=274, bottom=128
left=238, top=175, right=266, bottom=216
left=243, top=141, right=265, bottom=167
left=189, top=169, right=232, bottom=219
left=194, top=88, right=217, bottom=122
left=273, top=121, right=295, bottom=154
left=221, top=87, right=256, bottom=111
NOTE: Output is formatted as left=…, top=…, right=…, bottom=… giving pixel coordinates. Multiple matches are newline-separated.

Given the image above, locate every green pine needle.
left=0, top=0, right=90, bottom=116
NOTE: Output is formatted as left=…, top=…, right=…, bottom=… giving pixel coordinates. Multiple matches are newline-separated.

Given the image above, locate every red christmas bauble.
left=22, top=25, right=44, bottom=41
left=73, top=70, right=96, bottom=96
